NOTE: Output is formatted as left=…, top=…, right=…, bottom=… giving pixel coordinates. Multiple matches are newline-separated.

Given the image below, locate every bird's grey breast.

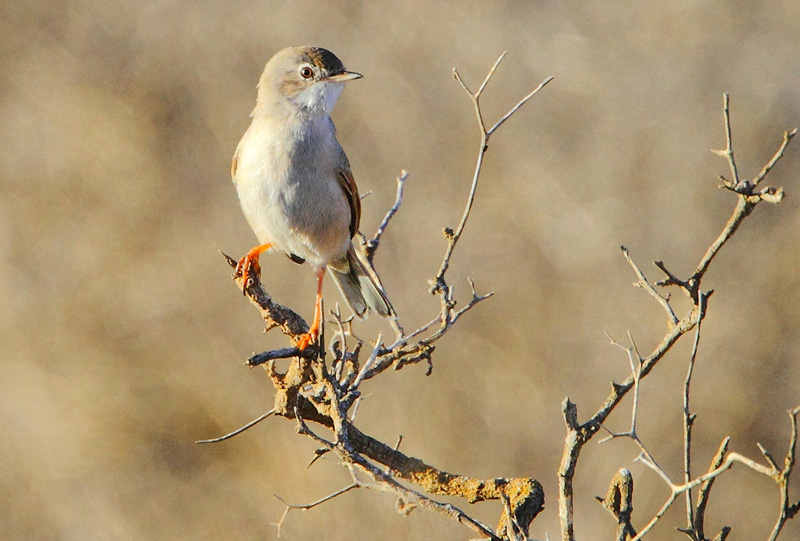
left=281, top=118, right=350, bottom=232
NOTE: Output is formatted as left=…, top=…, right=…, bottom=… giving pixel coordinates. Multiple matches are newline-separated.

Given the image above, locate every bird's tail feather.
left=328, top=246, right=394, bottom=319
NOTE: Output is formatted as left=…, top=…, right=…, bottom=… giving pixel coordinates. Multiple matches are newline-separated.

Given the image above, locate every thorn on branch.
left=396, top=496, right=418, bottom=516
left=306, top=447, right=330, bottom=470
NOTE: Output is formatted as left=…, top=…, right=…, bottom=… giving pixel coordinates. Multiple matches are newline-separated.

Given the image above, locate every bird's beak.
left=327, top=70, right=363, bottom=82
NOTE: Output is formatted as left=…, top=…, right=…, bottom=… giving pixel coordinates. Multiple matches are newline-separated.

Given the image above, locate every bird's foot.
left=235, top=252, right=261, bottom=294
left=296, top=331, right=317, bottom=351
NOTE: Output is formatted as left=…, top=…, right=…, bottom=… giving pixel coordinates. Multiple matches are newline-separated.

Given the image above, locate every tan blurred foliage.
left=2, top=1, right=799, bottom=539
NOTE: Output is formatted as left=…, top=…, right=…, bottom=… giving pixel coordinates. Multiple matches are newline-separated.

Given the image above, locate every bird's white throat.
left=291, top=81, right=344, bottom=116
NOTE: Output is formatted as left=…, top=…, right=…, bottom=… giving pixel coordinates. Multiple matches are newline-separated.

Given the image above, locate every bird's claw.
left=235, top=254, right=260, bottom=295
left=296, top=332, right=317, bottom=351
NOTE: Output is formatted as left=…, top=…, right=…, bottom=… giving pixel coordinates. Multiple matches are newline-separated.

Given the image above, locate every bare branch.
left=274, top=483, right=359, bottom=512
left=222, top=251, right=312, bottom=346
left=767, top=405, right=800, bottom=541
left=559, top=93, right=793, bottom=540
left=476, top=51, right=507, bottom=99
left=247, top=347, right=312, bottom=366
left=631, top=491, right=679, bottom=541
left=343, top=445, right=502, bottom=540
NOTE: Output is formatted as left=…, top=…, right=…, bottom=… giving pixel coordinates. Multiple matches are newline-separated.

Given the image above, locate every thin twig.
left=366, top=171, right=408, bottom=263
left=272, top=483, right=360, bottom=537
left=622, top=246, right=678, bottom=325
left=695, top=437, right=731, bottom=539
left=274, top=483, right=359, bottom=511
left=632, top=491, right=679, bottom=541
left=488, top=76, right=554, bottom=135
left=767, top=405, right=800, bottom=541
left=753, top=129, right=797, bottom=187
left=352, top=332, right=383, bottom=390
left=683, top=294, right=704, bottom=534
left=195, top=409, right=275, bottom=444
left=599, top=333, right=643, bottom=444
left=711, top=93, right=739, bottom=186
left=247, top=347, right=312, bottom=366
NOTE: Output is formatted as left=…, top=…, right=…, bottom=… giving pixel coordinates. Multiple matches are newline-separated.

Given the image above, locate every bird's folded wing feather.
left=336, top=169, right=361, bottom=238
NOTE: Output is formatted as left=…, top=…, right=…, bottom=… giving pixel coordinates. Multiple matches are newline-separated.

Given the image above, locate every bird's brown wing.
left=336, top=169, right=361, bottom=238
left=231, top=146, right=240, bottom=185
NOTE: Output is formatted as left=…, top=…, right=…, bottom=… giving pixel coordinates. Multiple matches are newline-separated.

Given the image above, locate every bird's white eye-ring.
left=299, top=66, right=314, bottom=79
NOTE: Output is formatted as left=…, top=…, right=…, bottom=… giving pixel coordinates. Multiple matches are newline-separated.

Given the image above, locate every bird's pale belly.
left=238, top=171, right=350, bottom=268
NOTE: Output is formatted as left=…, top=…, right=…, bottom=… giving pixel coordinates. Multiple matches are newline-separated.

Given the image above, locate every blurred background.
left=2, top=1, right=800, bottom=539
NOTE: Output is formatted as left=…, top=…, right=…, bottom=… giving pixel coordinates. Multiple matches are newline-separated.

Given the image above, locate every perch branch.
left=222, top=252, right=312, bottom=347
left=221, top=52, right=553, bottom=540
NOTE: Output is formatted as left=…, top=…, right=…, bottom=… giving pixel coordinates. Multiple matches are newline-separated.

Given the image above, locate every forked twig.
left=432, top=53, right=553, bottom=295
left=272, top=484, right=360, bottom=537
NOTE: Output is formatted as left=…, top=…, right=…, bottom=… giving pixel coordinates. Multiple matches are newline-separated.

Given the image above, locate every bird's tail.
left=328, top=246, right=394, bottom=319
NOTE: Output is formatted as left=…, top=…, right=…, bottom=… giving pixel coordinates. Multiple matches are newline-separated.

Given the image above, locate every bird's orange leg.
left=236, top=243, right=272, bottom=294
left=296, top=267, right=325, bottom=351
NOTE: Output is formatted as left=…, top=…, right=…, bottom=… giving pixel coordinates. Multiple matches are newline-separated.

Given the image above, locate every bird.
left=231, top=46, right=393, bottom=350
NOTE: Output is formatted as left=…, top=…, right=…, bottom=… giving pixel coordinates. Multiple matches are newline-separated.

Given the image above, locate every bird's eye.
left=299, top=66, right=314, bottom=79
